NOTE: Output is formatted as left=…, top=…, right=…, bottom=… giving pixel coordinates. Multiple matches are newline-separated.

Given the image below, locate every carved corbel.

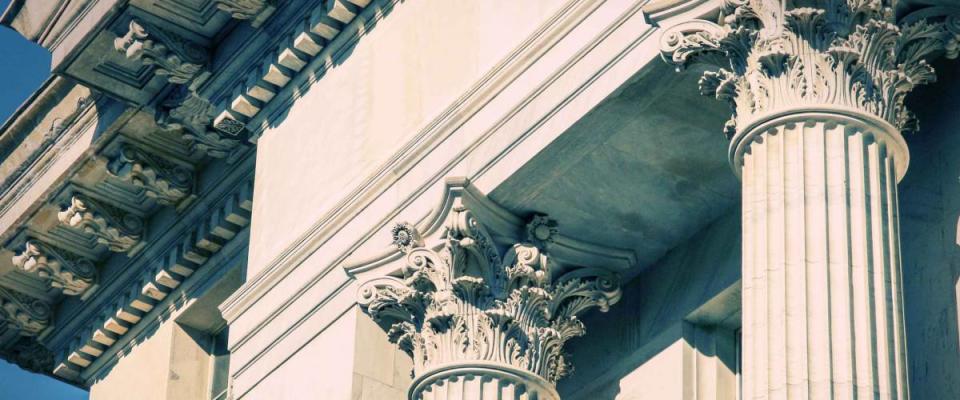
left=106, top=145, right=194, bottom=205
left=0, top=338, right=54, bottom=373
left=11, top=240, right=98, bottom=297
left=57, top=194, right=144, bottom=253
left=215, top=0, right=277, bottom=27
left=156, top=87, right=244, bottom=158
left=114, top=19, right=209, bottom=85
left=0, top=288, right=52, bottom=337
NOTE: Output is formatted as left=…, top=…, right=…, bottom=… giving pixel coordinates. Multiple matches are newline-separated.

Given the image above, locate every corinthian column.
left=358, top=209, right=621, bottom=400
left=660, top=2, right=959, bottom=399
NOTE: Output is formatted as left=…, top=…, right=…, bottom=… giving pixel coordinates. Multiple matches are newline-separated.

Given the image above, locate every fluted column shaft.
left=737, top=112, right=909, bottom=400
left=412, top=364, right=559, bottom=400
left=656, top=1, right=959, bottom=398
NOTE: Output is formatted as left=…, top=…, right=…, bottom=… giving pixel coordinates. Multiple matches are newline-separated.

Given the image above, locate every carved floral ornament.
left=114, top=19, right=208, bottom=85
left=0, top=338, right=54, bottom=373
left=106, top=145, right=194, bottom=205
left=358, top=206, right=622, bottom=389
left=11, top=240, right=97, bottom=297
left=58, top=194, right=144, bottom=253
left=0, top=288, right=52, bottom=337
left=659, top=0, right=960, bottom=139
left=156, top=86, right=247, bottom=157
left=215, top=0, right=277, bottom=21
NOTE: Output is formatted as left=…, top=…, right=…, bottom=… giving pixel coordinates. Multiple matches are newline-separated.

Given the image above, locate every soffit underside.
left=490, top=60, right=738, bottom=283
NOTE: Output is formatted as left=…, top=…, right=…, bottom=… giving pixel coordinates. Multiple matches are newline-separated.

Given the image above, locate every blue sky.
left=0, top=0, right=89, bottom=398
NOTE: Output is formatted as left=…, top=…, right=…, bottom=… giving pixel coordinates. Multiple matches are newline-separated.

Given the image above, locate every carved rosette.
left=660, top=0, right=959, bottom=146
left=11, top=240, right=98, bottom=296
left=358, top=212, right=620, bottom=400
left=107, top=145, right=194, bottom=205
left=57, top=194, right=144, bottom=253
left=114, top=19, right=208, bottom=85
left=0, top=288, right=51, bottom=337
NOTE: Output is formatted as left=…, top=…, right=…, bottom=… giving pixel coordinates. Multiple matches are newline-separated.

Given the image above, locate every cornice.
left=641, top=0, right=717, bottom=25
left=208, top=0, right=373, bottom=137
left=219, top=3, right=663, bottom=375
left=49, top=166, right=254, bottom=383
left=219, top=0, right=617, bottom=326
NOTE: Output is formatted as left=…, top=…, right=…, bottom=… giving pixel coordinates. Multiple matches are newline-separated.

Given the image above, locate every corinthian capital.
left=58, top=194, right=144, bottom=253
left=106, top=145, right=194, bottom=205
left=114, top=19, right=208, bottom=85
left=0, top=288, right=52, bottom=337
left=11, top=240, right=98, bottom=297
left=660, top=0, right=959, bottom=138
left=358, top=212, right=621, bottom=393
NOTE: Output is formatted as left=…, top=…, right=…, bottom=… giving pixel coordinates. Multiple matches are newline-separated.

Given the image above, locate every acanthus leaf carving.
left=358, top=210, right=621, bottom=386
left=11, top=240, right=98, bottom=297
left=0, top=288, right=52, bottom=337
left=659, top=1, right=959, bottom=138
left=106, top=144, right=194, bottom=205
left=114, top=19, right=208, bottom=85
left=157, top=87, right=244, bottom=158
left=57, top=194, right=144, bottom=253
left=0, top=338, right=54, bottom=373
left=215, top=0, right=276, bottom=21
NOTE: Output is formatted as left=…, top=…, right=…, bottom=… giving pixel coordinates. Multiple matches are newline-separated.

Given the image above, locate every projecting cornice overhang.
left=0, top=75, right=255, bottom=382
left=1, top=0, right=377, bottom=149
left=0, top=0, right=380, bottom=384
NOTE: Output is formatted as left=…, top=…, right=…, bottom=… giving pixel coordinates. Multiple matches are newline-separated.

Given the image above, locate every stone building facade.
left=0, top=0, right=958, bottom=399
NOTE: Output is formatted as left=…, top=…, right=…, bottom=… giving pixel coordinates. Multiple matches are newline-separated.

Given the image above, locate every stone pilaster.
left=358, top=212, right=620, bottom=400
left=661, top=1, right=958, bottom=398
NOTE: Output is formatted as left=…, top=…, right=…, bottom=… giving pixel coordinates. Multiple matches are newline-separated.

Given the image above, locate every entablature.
left=2, top=0, right=375, bottom=143
left=0, top=0, right=381, bottom=383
